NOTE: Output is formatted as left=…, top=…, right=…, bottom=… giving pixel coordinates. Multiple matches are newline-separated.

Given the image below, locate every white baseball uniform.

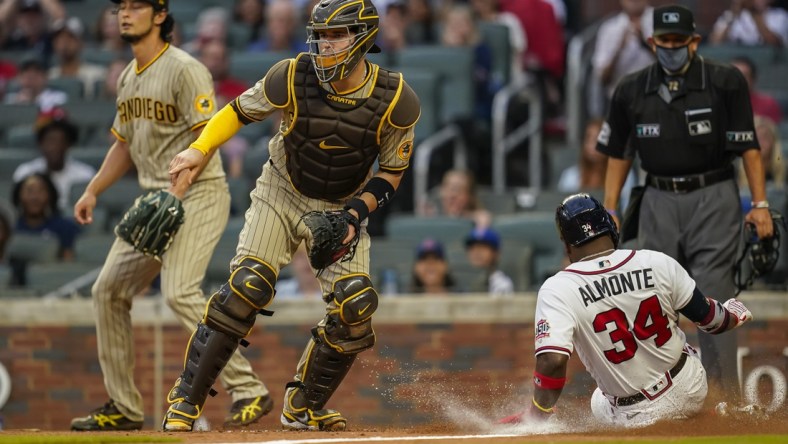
left=535, top=248, right=708, bottom=426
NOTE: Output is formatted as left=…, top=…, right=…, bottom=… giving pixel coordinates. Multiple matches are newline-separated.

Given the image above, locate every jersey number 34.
left=592, top=295, right=673, bottom=364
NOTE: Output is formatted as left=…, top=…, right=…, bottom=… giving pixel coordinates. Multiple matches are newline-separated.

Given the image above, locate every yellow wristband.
left=532, top=397, right=555, bottom=414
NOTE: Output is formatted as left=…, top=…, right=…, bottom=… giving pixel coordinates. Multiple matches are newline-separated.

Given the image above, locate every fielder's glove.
left=115, top=190, right=185, bottom=260
left=722, top=298, right=753, bottom=329
left=301, top=210, right=360, bottom=273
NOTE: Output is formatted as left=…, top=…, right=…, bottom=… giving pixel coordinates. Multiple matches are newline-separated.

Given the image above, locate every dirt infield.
left=2, top=409, right=787, bottom=443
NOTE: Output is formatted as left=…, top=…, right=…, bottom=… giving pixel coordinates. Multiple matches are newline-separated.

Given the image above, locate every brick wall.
left=1, top=313, right=786, bottom=430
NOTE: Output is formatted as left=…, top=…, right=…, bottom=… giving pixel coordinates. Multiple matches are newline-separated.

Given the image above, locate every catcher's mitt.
left=115, top=190, right=185, bottom=260
left=301, top=210, right=361, bottom=272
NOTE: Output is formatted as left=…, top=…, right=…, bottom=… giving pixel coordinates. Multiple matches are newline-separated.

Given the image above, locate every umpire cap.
left=653, top=5, right=695, bottom=37
left=110, top=0, right=168, bottom=10
left=556, top=193, right=619, bottom=248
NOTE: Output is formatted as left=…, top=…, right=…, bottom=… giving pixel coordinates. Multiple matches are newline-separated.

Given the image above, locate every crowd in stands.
left=0, top=0, right=786, bottom=297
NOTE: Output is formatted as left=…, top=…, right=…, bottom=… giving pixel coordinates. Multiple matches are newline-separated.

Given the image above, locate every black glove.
left=301, top=210, right=361, bottom=273
left=115, top=190, right=185, bottom=260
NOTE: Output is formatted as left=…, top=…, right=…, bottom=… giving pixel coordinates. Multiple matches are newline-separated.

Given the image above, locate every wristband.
left=531, top=397, right=555, bottom=414
left=344, top=197, right=370, bottom=222
left=362, top=177, right=396, bottom=209
left=751, top=201, right=769, bottom=209
left=533, top=371, right=566, bottom=390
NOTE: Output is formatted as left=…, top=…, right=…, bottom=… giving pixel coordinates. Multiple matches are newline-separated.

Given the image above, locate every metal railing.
left=412, top=123, right=468, bottom=216
left=491, top=83, right=542, bottom=194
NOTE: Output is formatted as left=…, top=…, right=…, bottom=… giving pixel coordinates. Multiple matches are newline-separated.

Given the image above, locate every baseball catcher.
left=115, top=189, right=185, bottom=260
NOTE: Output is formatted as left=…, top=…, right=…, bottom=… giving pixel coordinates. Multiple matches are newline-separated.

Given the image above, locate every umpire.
left=597, top=4, right=773, bottom=403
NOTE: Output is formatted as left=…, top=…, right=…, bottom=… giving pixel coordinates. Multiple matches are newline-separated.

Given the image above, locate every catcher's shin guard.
left=164, top=256, right=278, bottom=431
left=164, top=323, right=239, bottom=431
left=282, top=274, right=378, bottom=430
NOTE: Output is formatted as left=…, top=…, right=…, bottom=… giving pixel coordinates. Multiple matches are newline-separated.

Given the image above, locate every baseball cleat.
left=496, top=411, right=525, bottom=424
left=223, top=395, right=274, bottom=428
left=162, top=401, right=200, bottom=432
left=71, top=400, right=143, bottom=431
left=281, top=408, right=347, bottom=431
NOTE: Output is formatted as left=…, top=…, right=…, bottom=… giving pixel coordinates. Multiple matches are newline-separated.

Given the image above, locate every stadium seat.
left=398, top=68, right=439, bottom=141
left=74, top=233, right=116, bottom=265
left=398, top=46, right=475, bottom=123
left=229, top=51, right=292, bottom=84
left=63, top=101, right=116, bottom=146
left=227, top=176, right=252, bottom=216
left=479, top=22, right=512, bottom=87
left=98, top=178, right=142, bottom=230
left=0, top=148, right=37, bottom=178
left=204, top=217, right=243, bottom=289
left=6, top=234, right=60, bottom=264
left=70, top=147, right=108, bottom=171
left=384, top=214, right=475, bottom=248
left=697, top=44, right=778, bottom=69
left=477, top=186, right=517, bottom=215
left=492, top=212, right=565, bottom=289
left=26, top=262, right=99, bottom=296
left=0, top=104, right=39, bottom=147
left=758, top=63, right=788, bottom=91
left=48, top=78, right=84, bottom=99
left=369, top=237, right=418, bottom=293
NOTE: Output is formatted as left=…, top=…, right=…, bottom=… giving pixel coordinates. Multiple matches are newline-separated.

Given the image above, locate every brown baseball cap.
left=653, top=5, right=695, bottom=37
left=110, top=0, right=168, bottom=10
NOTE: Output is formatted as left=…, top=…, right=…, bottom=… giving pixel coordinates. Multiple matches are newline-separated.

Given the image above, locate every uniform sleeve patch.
left=535, top=319, right=551, bottom=341
left=598, top=121, right=611, bottom=146
left=397, top=139, right=414, bottom=161
left=727, top=131, right=754, bottom=143
left=194, top=94, right=215, bottom=114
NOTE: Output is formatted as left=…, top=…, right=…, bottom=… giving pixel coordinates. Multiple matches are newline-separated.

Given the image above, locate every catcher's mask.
left=735, top=209, right=787, bottom=294
left=556, top=193, right=620, bottom=249
left=307, top=0, right=380, bottom=83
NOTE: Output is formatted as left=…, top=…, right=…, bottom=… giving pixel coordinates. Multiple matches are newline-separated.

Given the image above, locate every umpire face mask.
left=656, top=44, right=691, bottom=74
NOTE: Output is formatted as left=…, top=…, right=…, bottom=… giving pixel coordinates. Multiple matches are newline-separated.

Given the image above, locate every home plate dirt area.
left=2, top=409, right=786, bottom=444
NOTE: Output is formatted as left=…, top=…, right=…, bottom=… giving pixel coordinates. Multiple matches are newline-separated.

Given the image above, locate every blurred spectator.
left=100, top=58, right=128, bottom=99
left=731, top=56, right=783, bottom=125
left=0, top=201, right=11, bottom=262
left=13, top=119, right=95, bottom=211
left=739, top=116, right=784, bottom=192
left=422, top=169, right=492, bottom=229
left=410, top=238, right=455, bottom=295
left=4, top=58, right=67, bottom=113
left=249, top=0, right=308, bottom=53
left=199, top=40, right=250, bottom=178
left=470, top=0, right=527, bottom=86
left=464, top=226, right=514, bottom=297
left=0, top=0, right=64, bottom=53
left=499, top=0, right=565, bottom=116
left=591, top=0, right=654, bottom=112
left=442, top=4, right=497, bottom=121
left=406, top=0, right=437, bottom=45
left=12, top=172, right=80, bottom=260
left=276, top=243, right=322, bottom=299
left=558, top=119, right=608, bottom=192
left=710, top=0, right=788, bottom=46
left=558, top=119, right=636, bottom=207
left=94, top=5, right=125, bottom=55
left=379, top=1, right=408, bottom=53
left=543, top=0, right=567, bottom=26
left=182, top=7, right=229, bottom=56
left=0, top=58, right=17, bottom=100
left=49, top=17, right=107, bottom=98
left=233, top=0, right=265, bottom=43
left=200, top=40, right=247, bottom=104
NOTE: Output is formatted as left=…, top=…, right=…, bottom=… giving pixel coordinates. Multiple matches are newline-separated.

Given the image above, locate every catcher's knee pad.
left=321, top=274, right=378, bottom=354
left=288, top=336, right=357, bottom=411
left=206, top=256, right=277, bottom=337
left=170, top=322, right=239, bottom=407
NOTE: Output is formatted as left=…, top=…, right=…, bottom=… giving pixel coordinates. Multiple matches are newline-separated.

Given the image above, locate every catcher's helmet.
left=307, top=0, right=380, bottom=82
left=556, top=193, right=619, bottom=248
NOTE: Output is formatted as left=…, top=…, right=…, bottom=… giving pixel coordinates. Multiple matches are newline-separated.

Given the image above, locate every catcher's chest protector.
left=284, top=55, right=400, bottom=200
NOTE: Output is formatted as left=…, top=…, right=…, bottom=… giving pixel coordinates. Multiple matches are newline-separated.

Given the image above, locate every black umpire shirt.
left=597, top=56, right=759, bottom=177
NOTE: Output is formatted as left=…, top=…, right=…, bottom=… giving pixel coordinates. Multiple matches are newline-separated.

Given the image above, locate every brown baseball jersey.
left=92, top=44, right=269, bottom=422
